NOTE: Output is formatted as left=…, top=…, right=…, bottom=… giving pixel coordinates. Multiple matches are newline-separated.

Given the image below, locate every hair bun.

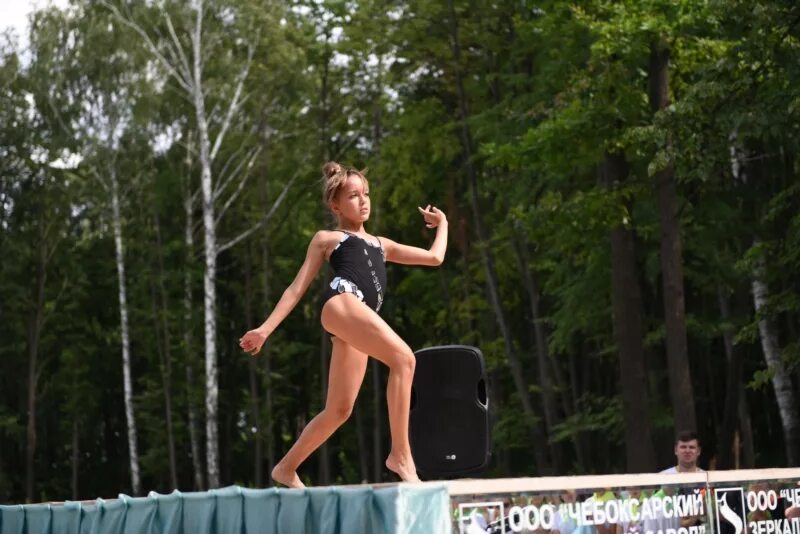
left=322, top=161, right=343, bottom=180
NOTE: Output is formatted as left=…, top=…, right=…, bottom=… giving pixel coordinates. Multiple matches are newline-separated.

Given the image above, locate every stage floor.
left=1, top=468, right=799, bottom=533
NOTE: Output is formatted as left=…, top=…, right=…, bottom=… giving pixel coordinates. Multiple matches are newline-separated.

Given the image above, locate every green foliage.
left=551, top=395, right=625, bottom=445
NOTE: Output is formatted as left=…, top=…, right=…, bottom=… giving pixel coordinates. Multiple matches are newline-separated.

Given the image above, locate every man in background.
left=661, top=430, right=704, bottom=473
left=656, top=430, right=706, bottom=531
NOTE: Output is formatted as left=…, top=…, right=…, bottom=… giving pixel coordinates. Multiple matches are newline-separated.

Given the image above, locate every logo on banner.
left=458, top=501, right=506, bottom=534
left=715, top=487, right=746, bottom=534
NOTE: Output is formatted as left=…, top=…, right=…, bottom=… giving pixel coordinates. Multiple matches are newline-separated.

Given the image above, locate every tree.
left=103, top=0, right=298, bottom=487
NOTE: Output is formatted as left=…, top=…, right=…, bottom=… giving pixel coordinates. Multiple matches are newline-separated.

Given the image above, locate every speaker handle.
left=477, top=378, right=488, bottom=407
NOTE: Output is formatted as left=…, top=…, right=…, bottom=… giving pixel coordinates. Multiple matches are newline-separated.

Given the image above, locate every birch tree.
left=70, top=54, right=145, bottom=499
left=73, top=87, right=145, bottom=497
left=103, top=0, right=299, bottom=486
left=181, top=157, right=205, bottom=489
left=751, top=242, right=800, bottom=465
left=16, top=5, right=147, bottom=497
left=108, top=160, right=141, bottom=495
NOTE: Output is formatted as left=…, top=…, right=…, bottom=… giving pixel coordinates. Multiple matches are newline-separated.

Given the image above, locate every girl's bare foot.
left=385, top=453, right=420, bottom=483
left=271, top=462, right=305, bottom=488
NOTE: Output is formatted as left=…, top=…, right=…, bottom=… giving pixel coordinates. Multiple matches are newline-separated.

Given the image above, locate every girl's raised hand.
left=417, top=205, right=446, bottom=228
left=239, top=329, right=267, bottom=356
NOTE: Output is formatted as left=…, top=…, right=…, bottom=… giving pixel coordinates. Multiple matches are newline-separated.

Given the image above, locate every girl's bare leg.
left=321, top=294, right=420, bottom=482
left=271, top=336, right=368, bottom=488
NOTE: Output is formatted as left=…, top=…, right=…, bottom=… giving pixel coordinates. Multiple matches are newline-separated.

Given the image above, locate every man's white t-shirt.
left=660, top=466, right=705, bottom=473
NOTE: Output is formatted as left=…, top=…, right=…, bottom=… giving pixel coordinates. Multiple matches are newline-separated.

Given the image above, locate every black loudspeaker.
left=409, top=345, right=490, bottom=479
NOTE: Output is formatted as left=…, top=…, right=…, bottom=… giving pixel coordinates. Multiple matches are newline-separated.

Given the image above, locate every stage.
left=1, top=468, right=799, bottom=533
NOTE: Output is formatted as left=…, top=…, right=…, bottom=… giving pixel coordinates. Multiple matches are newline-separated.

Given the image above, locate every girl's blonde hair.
left=321, top=161, right=368, bottom=207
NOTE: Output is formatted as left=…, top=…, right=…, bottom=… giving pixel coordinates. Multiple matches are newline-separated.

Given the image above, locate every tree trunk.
left=107, top=0, right=260, bottom=489
left=648, top=40, right=697, bottom=434
left=25, top=233, right=47, bottom=503
left=149, top=272, right=170, bottom=488
left=716, top=286, right=746, bottom=469
left=509, top=229, right=563, bottom=472
left=110, top=167, right=141, bottom=495
left=751, top=248, right=800, bottom=466
left=738, top=391, right=755, bottom=468
left=71, top=418, right=79, bottom=500
left=602, top=151, right=657, bottom=472
left=446, top=0, right=547, bottom=474
left=716, top=287, right=755, bottom=469
left=25, top=323, right=39, bottom=503
left=259, top=202, right=275, bottom=480
left=263, top=347, right=275, bottom=481
left=152, top=213, right=179, bottom=489
left=199, top=86, right=220, bottom=490
left=183, top=175, right=205, bottom=490
left=242, top=244, right=263, bottom=486
left=248, top=354, right=263, bottom=487
left=355, top=404, right=369, bottom=482
left=725, top=136, right=755, bottom=469
left=190, top=0, right=221, bottom=487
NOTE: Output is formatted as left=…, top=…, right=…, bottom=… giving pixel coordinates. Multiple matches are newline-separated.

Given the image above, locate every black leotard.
left=322, top=231, right=387, bottom=313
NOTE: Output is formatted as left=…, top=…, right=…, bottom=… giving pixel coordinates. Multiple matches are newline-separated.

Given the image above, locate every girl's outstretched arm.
left=381, top=205, right=448, bottom=267
left=239, top=231, right=330, bottom=355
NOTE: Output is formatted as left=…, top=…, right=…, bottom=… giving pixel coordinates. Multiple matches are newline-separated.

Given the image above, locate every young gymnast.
left=238, top=161, right=448, bottom=487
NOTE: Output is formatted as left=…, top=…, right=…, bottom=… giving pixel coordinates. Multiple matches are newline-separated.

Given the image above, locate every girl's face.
left=332, top=175, right=370, bottom=223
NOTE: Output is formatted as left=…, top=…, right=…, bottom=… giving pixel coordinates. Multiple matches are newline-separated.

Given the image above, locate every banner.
left=449, top=470, right=800, bottom=534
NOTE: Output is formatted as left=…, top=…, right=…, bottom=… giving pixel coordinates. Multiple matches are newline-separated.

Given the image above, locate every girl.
left=239, top=161, right=448, bottom=488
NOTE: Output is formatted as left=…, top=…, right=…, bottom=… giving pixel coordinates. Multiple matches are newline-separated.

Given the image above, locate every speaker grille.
left=410, top=345, right=490, bottom=478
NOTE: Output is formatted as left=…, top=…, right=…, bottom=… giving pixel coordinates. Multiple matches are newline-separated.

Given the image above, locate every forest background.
left=1, top=0, right=799, bottom=504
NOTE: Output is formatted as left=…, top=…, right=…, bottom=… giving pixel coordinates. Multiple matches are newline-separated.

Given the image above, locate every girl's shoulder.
left=311, top=230, right=349, bottom=252
left=314, top=229, right=346, bottom=242
left=313, top=230, right=354, bottom=261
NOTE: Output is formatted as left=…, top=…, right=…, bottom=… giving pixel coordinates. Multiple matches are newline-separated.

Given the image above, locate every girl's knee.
left=325, top=403, right=354, bottom=424
left=395, top=348, right=415, bottom=376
